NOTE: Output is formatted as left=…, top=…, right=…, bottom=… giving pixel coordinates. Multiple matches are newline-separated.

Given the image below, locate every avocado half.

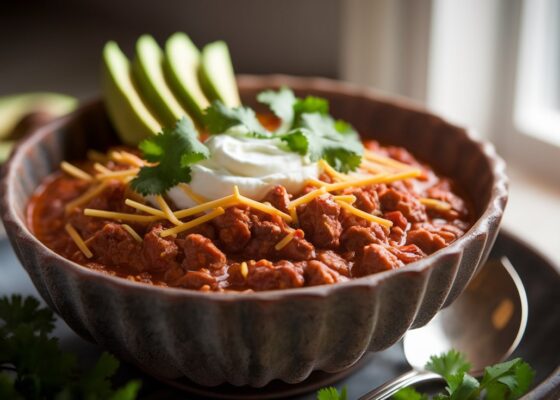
left=199, top=41, right=241, bottom=107
left=0, top=92, right=77, bottom=162
left=164, top=32, right=209, bottom=126
left=102, top=41, right=162, bottom=145
left=132, top=35, right=191, bottom=128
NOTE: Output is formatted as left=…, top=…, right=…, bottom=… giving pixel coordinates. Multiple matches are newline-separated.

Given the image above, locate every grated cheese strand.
left=111, top=150, right=145, bottom=168
left=240, top=261, right=249, bottom=279
left=84, top=209, right=159, bottom=223
left=336, top=200, right=393, bottom=229
left=333, top=194, right=357, bottom=204
left=319, top=159, right=352, bottom=182
left=121, top=224, right=143, bottom=242
left=289, top=207, right=299, bottom=225
left=420, top=198, right=452, bottom=211
left=323, top=172, right=389, bottom=192
left=174, top=195, right=237, bottom=219
left=65, top=181, right=109, bottom=214
left=275, top=230, right=296, bottom=250
left=178, top=183, right=208, bottom=204
left=65, top=223, right=93, bottom=258
left=360, top=160, right=388, bottom=174
left=60, top=161, right=93, bottom=181
left=237, top=194, right=292, bottom=222
left=288, top=186, right=327, bottom=209
left=93, top=163, right=112, bottom=174
left=381, top=169, right=422, bottom=184
left=364, top=150, right=412, bottom=170
left=160, top=207, right=225, bottom=237
left=156, top=195, right=183, bottom=226
left=125, top=198, right=165, bottom=217
left=87, top=150, right=109, bottom=163
left=96, top=168, right=140, bottom=180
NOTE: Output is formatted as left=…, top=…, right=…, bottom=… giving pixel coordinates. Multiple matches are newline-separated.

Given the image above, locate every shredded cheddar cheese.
left=240, top=261, right=249, bottom=279
left=65, top=181, right=109, bottom=214
left=84, top=209, right=159, bottom=223
left=93, top=163, right=112, bottom=174
left=289, top=207, right=299, bottom=225
left=155, top=195, right=183, bottom=226
left=160, top=207, right=225, bottom=237
left=111, top=150, right=145, bottom=168
left=288, top=186, right=327, bottom=209
left=60, top=162, right=92, bottom=181
left=420, top=198, right=452, bottom=211
left=364, top=150, right=412, bottom=171
left=174, top=195, right=237, bottom=219
left=333, top=194, right=357, bottom=204
left=336, top=200, right=393, bottom=229
left=96, top=168, right=140, bottom=180
left=319, top=159, right=352, bottom=182
left=87, top=150, right=109, bottom=163
left=121, top=224, right=143, bottom=242
left=65, top=223, right=93, bottom=258
left=275, top=230, right=296, bottom=250
left=124, top=199, right=165, bottom=217
left=233, top=185, right=292, bottom=222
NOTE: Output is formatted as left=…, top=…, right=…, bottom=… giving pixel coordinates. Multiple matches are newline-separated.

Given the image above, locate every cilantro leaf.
left=257, top=86, right=296, bottom=133
left=392, top=386, right=429, bottom=400
left=317, top=386, right=347, bottom=400
left=426, top=350, right=472, bottom=380
left=0, top=295, right=55, bottom=335
left=294, top=95, right=329, bottom=118
left=108, top=380, right=142, bottom=400
left=131, top=117, right=209, bottom=195
left=287, top=113, right=363, bottom=172
left=446, top=372, right=480, bottom=399
left=480, top=358, right=535, bottom=400
left=203, top=100, right=267, bottom=136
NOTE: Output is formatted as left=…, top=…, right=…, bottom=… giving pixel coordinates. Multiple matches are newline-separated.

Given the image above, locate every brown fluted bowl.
left=0, top=75, right=507, bottom=387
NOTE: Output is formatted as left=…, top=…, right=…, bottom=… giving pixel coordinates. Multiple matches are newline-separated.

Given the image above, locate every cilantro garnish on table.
left=316, top=350, right=535, bottom=400
left=0, top=295, right=140, bottom=400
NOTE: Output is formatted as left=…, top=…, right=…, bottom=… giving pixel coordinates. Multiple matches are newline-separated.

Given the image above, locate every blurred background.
left=1, top=0, right=558, bottom=262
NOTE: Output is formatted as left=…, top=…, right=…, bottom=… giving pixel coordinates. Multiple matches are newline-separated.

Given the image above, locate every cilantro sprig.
left=203, top=87, right=364, bottom=173
left=0, top=295, right=140, bottom=399
left=316, top=350, right=535, bottom=400
left=131, top=117, right=209, bottom=195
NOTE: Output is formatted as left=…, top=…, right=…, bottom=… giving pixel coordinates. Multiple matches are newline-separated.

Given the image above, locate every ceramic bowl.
left=0, top=75, right=507, bottom=387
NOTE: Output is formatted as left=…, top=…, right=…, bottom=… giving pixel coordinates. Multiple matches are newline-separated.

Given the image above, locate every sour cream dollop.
left=166, top=135, right=319, bottom=208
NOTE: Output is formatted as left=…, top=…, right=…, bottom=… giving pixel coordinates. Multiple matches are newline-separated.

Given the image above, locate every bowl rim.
left=0, top=74, right=508, bottom=302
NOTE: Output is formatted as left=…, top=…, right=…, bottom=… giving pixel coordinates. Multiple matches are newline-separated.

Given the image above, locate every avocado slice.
left=199, top=41, right=241, bottom=107
left=102, top=41, right=161, bottom=145
left=164, top=33, right=209, bottom=125
left=132, top=35, right=190, bottom=128
left=0, top=93, right=77, bottom=140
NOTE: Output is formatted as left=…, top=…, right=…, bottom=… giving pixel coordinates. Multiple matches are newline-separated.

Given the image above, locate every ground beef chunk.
left=352, top=244, right=403, bottom=277
left=304, top=260, right=347, bottom=286
left=316, top=250, right=351, bottom=277
left=298, top=195, right=342, bottom=248
left=262, top=185, right=291, bottom=212
left=246, top=260, right=304, bottom=290
left=179, top=234, right=226, bottom=271
left=379, top=187, right=426, bottom=223
left=278, top=229, right=315, bottom=261
left=406, top=228, right=447, bottom=254
left=384, top=211, right=408, bottom=230
left=341, top=225, right=385, bottom=252
left=344, top=187, right=379, bottom=213
left=244, top=220, right=284, bottom=259
left=388, top=244, right=426, bottom=264
left=142, top=224, right=180, bottom=272
left=88, top=223, right=144, bottom=271
left=213, top=206, right=252, bottom=252
left=175, top=269, right=217, bottom=290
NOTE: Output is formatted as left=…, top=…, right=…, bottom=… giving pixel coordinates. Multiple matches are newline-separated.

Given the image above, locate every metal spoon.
left=359, top=257, right=529, bottom=400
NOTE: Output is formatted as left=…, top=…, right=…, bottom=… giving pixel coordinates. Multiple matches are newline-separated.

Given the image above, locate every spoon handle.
left=358, top=369, right=441, bottom=400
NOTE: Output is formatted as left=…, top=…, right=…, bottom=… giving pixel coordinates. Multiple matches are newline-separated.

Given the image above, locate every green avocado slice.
left=132, top=35, right=190, bottom=128
left=164, top=32, right=209, bottom=126
left=199, top=41, right=241, bottom=107
left=102, top=41, right=161, bottom=145
left=0, top=93, right=77, bottom=140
